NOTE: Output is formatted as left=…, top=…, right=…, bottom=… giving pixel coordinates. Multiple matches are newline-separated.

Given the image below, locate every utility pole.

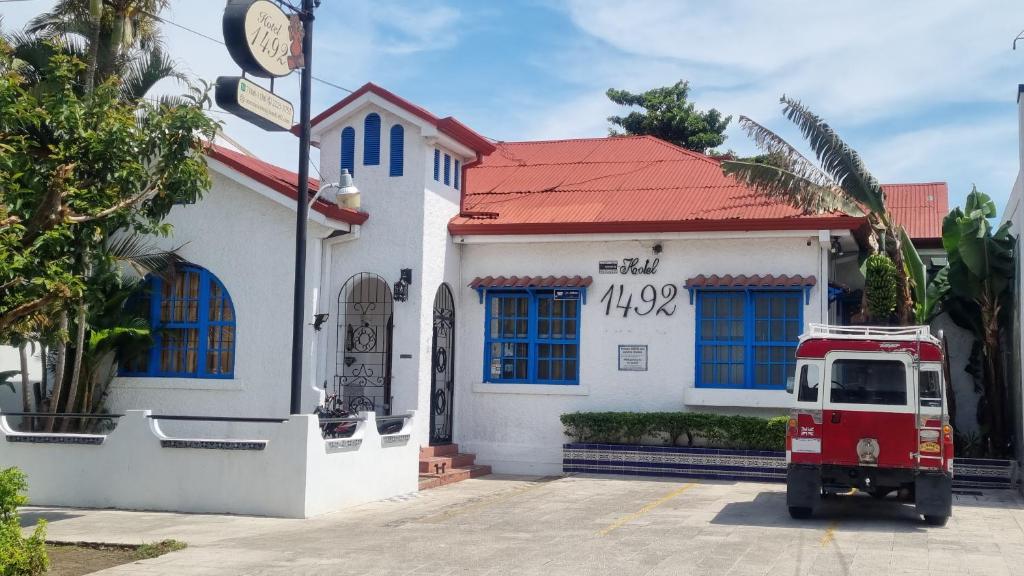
left=289, top=0, right=315, bottom=415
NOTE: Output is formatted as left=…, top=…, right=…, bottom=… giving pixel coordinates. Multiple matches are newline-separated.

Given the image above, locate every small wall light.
left=394, top=268, right=412, bottom=302
left=311, top=313, right=330, bottom=331
left=830, top=237, right=844, bottom=256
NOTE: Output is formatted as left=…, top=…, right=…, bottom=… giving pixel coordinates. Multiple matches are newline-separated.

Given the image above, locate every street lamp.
left=309, top=169, right=359, bottom=209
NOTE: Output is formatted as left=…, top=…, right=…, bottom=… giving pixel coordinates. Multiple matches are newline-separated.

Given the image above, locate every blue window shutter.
left=444, top=154, right=451, bottom=185
left=341, top=127, right=355, bottom=177
left=389, top=124, right=404, bottom=177
left=433, top=149, right=440, bottom=181
left=482, top=290, right=582, bottom=385
left=454, top=160, right=461, bottom=190
left=363, top=113, right=381, bottom=165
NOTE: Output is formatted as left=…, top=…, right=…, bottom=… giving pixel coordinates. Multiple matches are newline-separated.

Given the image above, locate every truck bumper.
left=915, top=473, right=952, bottom=518
left=787, top=464, right=821, bottom=510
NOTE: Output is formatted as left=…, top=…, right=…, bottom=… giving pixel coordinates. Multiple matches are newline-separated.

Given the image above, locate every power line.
left=149, top=12, right=353, bottom=94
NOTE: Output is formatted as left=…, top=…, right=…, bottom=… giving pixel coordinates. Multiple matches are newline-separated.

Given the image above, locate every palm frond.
left=721, top=160, right=865, bottom=216
left=779, top=96, right=887, bottom=217
left=118, top=46, right=182, bottom=101
left=104, top=234, right=183, bottom=280
left=734, top=115, right=835, bottom=189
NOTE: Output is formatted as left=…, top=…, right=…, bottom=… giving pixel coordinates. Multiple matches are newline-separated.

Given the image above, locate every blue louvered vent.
left=341, top=126, right=355, bottom=177
left=444, top=154, right=451, bottom=185
left=454, top=159, right=461, bottom=190
left=389, top=124, right=404, bottom=177
left=363, top=113, right=381, bottom=166
left=433, top=149, right=440, bottom=181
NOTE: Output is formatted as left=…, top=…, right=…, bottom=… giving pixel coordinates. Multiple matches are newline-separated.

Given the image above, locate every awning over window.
left=684, top=274, right=816, bottom=289
left=684, top=274, right=817, bottom=304
left=469, top=275, right=593, bottom=290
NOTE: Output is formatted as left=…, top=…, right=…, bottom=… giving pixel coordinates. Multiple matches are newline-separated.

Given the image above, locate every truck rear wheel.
left=788, top=506, right=813, bottom=519
left=923, top=514, right=949, bottom=527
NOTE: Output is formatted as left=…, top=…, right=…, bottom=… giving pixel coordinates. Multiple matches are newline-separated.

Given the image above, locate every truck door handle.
left=831, top=412, right=842, bottom=424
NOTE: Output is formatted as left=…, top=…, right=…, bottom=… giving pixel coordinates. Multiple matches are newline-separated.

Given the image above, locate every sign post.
left=222, top=0, right=315, bottom=415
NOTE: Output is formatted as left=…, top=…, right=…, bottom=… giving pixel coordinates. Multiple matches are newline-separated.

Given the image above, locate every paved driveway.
left=25, top=474, right=1024, bottom=575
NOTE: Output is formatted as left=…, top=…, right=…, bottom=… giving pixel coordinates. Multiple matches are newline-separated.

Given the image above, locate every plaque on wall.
left=618, top=345, right=648, bottom=371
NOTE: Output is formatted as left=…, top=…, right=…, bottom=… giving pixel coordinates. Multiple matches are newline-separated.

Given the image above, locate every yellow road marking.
left=597, top=483, right=696, bottom=536
left=820, top=520, right=839, bottom=546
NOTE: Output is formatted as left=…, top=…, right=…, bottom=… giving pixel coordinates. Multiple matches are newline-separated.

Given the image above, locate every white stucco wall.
left=107, top=169, right=335, bottom=437
left=453, top=233, right=828, bottom=474
left=314, top=101, right=470, bottom=447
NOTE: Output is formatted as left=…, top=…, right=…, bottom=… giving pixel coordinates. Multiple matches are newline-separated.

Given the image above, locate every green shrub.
left=0, top=467, right=48, bottom=576
left=560, top=412, right=788, bottom=451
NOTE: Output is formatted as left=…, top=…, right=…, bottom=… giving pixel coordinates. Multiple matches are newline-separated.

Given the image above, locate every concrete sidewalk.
left=22, top=474, right=1024, bottom=575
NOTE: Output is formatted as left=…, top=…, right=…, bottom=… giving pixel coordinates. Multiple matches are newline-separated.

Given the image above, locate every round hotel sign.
left=223, top=0, right=293, bottom=78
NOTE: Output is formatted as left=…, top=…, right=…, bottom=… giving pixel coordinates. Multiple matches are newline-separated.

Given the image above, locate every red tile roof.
left=469, top=276, right=594, bottom=289
left=206, top=144, right=368, bottom=225
left=881, top=182, right=948, bottom=243
left=449, top=136, right=864, bottom=236
left=684, top=274, right=817, bottom=289
left=308, top=83, right=495, bottom=155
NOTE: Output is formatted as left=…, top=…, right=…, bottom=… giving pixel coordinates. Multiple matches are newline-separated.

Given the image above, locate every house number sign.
left=223, top=0, right=295, bottom=78
left=600, top=284, right=678, bottom=317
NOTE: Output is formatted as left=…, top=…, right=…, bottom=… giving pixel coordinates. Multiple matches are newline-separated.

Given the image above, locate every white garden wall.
left=0, top=409, right=418, bottom=518
left=453, top=233, right=830, bottom=474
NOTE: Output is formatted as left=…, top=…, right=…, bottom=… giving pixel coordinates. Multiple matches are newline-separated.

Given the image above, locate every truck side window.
left=798, top=364, right=820, bottom=402
left=920, top=370, right=942, bottom=407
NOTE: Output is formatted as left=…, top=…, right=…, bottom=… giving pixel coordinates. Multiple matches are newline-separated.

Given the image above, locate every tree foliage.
left=928, top=187, right=1015, bottom=456
left=721, top=96, right=922, bottom=324
left=0, top=42, right=216, bottom=344
left=606, top=81, right=731, bottom=153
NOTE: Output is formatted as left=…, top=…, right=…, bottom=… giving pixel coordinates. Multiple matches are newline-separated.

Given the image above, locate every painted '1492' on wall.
left=600, top=284, right=678, bottom=317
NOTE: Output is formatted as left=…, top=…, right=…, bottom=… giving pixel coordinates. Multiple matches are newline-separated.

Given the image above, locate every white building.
left=1, top=83, right=950, bottom=476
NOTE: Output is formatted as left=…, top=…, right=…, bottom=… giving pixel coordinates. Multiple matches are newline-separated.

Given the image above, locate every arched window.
left=363, top=113, right=381, bottom=166
left=454, top=159, right=461, bottom=190
left=120, top=265, right=236, bottom=378
left=433, top=149, right=440, bottom=181
left=389, top=124, right=404, bottom=177
left=341, top=126, right=355, bottom=177
left=443, top=154, right=451, bottom=185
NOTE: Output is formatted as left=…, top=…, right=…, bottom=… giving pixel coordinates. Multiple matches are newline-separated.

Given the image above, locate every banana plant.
left=928, top=187, right=1015, bottom=457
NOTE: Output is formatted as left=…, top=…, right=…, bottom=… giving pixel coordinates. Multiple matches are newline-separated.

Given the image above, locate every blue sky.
left=5, top=0, right=1024, bottom=213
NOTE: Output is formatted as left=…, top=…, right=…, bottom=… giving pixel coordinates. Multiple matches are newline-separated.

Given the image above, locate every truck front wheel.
left=788, top=506, right=813, bottom=519
left=923, top=514, right=949, bottom=526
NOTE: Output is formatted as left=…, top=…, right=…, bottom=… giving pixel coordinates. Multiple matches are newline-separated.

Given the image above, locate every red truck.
left=785, top=324, right=953, bottom=525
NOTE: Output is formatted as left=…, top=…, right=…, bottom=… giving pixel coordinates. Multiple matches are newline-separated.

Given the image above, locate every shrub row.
left=560, top=411, right=788, bottom=452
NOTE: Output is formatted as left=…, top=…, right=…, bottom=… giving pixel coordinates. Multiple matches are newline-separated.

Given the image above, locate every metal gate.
left=336, top=273, right=393, bottom=416
left=429, top=283, right=455, bottom=444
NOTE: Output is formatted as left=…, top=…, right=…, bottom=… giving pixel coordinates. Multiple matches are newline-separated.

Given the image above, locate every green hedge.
left=560, top=412, right=788, bottom=452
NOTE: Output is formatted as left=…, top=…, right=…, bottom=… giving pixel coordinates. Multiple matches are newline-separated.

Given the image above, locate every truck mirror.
left=786, top=376, right=795, bottom=394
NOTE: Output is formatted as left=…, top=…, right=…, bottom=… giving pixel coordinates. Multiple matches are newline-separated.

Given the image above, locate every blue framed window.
left=695, top=289, right=801, bottom=389
left=484, top=291, right=580, bottom=385
left=454, top=159, right=460, bottom=190
left=444, top=154, right=451, bottom=185
left=120, top=266, right=236, bottom=379
left=363, top=113, right=380, bottom=165
left=341, top=126, right=355, bottom=177
left=433, top=149, right=440, bottom=181
left=389, top=124, right=404, bottom=176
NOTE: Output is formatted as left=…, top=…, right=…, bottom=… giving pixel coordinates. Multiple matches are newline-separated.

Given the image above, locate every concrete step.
left=418, top=465, right=492, bottom=491
left=419, top=453, right=476, bottom=474
left=420, top=443, right=459, bottom=458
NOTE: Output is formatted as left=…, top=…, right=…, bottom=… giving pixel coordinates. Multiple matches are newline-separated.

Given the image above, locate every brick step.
left=420, top=443, right=459, bottom=458
left=419, top=453, right=476, bottom=474
left=418, top=465, right=492, bottom=491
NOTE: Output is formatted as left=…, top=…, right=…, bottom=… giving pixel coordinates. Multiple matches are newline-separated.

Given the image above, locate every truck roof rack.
left=804, top=323, right=937, bottom=342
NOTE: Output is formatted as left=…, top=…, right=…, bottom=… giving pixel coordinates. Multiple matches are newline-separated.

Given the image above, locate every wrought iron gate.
left=336, top=273, right=393, bottom=415
left=429, top=284, right=455, bottom=444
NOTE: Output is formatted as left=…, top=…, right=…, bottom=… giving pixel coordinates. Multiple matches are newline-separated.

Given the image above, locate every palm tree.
left=721, top=96, right=926, bottom=325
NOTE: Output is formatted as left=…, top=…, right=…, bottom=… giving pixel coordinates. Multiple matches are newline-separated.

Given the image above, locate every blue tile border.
left=563, top=443, right=1017, bottom=490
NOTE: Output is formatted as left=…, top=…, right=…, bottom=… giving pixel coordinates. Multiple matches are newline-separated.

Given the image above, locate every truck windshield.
left=830, top=359, right=907, bottom=406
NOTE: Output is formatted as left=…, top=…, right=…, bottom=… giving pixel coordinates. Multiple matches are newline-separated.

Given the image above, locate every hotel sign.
left=215, top=76, right=294, bottom=131
left=223, top=0, right=297, bottom=78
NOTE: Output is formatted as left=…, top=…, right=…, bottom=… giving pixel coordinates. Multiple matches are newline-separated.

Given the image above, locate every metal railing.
left=805, top=323, right=935, bottom=341
left=146, top=415, right=289, bottom=423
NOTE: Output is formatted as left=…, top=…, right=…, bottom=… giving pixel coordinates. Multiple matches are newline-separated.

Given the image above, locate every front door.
left=429, top=284, right=455, bottom=445
left=336, top=273, right=394, bottom=416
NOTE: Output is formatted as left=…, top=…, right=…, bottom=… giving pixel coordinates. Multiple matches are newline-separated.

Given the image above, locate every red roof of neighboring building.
left=206, top=144, right=368, bottom=225
left=469, top=275, right=594, bottom=289
left=881, top=182, right=948, bottom=244
left=307, top=83, right=496, bottom=155
left=684, top=274, right=817, bottom=289
left=449, top=136, right=864, bottom=236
